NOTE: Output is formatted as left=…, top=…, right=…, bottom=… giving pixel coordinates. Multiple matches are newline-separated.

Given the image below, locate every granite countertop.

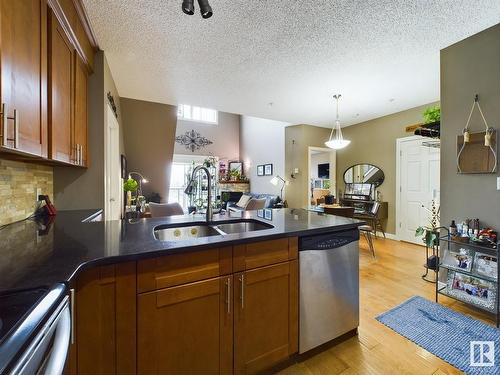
left=0, top=208, right=363, bottom=293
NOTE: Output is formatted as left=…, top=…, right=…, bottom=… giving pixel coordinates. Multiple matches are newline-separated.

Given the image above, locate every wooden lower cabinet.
left=137, top=276, right=233, bottom=375
left=234, top=261, right=298, bottom=375
left=66, top=262, right=137, bottom=375
left=69, top=239, right=299, bottom=375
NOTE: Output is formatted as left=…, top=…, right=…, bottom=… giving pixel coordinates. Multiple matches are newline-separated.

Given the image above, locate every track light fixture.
left=182, top=0, right=212, bottom=18
left=182, top=0, right=195, bottom=15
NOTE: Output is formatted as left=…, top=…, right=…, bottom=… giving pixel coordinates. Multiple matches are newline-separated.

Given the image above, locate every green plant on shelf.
left=423, top=105, right=440, bottom=124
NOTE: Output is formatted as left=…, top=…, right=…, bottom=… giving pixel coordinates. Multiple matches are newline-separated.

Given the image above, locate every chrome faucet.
left=184, top=165, right=213, bottom=222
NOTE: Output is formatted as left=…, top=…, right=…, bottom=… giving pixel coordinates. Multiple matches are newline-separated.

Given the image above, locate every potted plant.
left=422, top=105, right=440, bottom=125
left=123, top=178, right=138, bottom=206
left=415, top=200, right=440, bottom=247
left=229, top=168, right=241, bottom=181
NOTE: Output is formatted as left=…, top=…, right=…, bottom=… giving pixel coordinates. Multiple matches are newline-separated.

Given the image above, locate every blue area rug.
left=376, top=296, right=500, bottom=375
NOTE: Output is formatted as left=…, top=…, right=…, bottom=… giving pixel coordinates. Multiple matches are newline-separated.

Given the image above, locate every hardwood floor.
left=278, top=238, right=495, bottom=375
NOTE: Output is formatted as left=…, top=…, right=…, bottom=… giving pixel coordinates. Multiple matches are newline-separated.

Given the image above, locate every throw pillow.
left=236, top=194, right=252, bottom=208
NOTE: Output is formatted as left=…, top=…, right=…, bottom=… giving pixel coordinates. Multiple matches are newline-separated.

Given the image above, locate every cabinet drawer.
left=137, top=247, right=232, bottom=293
left=233, top=237, right=298, bottom=272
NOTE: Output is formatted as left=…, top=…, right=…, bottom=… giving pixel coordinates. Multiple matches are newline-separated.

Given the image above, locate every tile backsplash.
left=0, top=159, right=53, bottom=226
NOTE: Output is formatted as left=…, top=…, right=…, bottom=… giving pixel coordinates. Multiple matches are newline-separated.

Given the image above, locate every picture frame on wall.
left=229, top=161, right=243, bottom=174
left=264, top=164, right=273, bottom=176
left=257, top=165, right=264, bottom=176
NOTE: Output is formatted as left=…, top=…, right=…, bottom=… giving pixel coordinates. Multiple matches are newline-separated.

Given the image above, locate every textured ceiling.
left=83, top=0, right=500, bottom=127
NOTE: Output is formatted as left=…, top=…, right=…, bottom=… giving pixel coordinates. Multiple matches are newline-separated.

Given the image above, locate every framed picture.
left=264, top=208, right=273, bottom=220
left=446, top=270, right=496, bottom=311
left=442, top=246, right=473, bottom=272
left=257, top=209, right=264, bottom=218
left=257, top=165, right=264, bottom=176
left=264, top=164, right=273, bottom=176
left=229, top=161, right=243, bottom=174
left=473, top=252, right=498, bottom=280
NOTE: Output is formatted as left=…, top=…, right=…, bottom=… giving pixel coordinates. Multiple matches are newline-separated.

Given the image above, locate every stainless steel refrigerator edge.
left=299, top=229, right=360, bottom=353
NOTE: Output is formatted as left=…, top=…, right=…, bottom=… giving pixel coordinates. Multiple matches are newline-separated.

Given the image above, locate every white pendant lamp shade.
left=325, top=95, right=350, bottom=150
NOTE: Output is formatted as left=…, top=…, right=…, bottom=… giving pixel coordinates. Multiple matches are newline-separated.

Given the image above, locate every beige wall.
left=0, top=160, right=53, bottom=226
left=285, top=124, right=331, bottom=208
left=121, top=98, right=177, bottom=202
left=336, top=102, right=438, bottom=234
left=441, top=24, right=500, bottom=228
left=54, top=51, right=124, bottom=211
left=175, top=111, right=240, bottom=160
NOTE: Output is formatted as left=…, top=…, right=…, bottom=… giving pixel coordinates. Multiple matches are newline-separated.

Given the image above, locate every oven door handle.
left=43, top=303, right=71, bottom=375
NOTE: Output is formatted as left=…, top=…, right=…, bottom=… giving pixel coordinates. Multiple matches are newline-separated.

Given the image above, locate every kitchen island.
left=0, top=208, right=363, bottom=375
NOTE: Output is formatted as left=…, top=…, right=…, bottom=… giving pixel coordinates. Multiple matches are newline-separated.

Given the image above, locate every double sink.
left=154, top=219, right=274, bottom=241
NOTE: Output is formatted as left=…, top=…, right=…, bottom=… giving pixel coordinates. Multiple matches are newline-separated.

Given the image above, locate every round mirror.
left=343, top=164, right=385, bottom=187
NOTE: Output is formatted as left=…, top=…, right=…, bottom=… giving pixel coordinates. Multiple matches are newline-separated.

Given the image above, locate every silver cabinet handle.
left=70, top=288, right=75, bottom=345
left=225, top=277, right=231, bottom=314
left=239, top=274, right=245, bottom=309
left=1, top=104, right=18, bottom=148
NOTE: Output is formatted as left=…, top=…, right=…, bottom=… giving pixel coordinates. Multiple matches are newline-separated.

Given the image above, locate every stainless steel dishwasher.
left=299, top=228, right=359, bottom=353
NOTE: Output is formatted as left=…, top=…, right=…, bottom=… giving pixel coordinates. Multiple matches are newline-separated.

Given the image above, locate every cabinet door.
left=48, top=10, right=73, bottom=163
left=0, top=0, right=47, bottom=156
left=234, top=261, right=298, bottom=375
left=138, top=276, right=233, bottom=375
left=73, top=52, right=88, bottom=167
left=74, top=262, right=136, bottom=375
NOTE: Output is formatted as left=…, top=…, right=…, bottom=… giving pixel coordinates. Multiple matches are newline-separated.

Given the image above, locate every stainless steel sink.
left=153, top=220, right=273, bottom=241
left=154, top=224, right=221, bottom=241
left=213, top=221, right=273, bottom=234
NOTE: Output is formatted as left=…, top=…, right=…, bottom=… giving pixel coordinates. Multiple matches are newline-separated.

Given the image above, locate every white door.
left=104, top=105, right=122, bottom=220
left=397, top=136, right=440, bottom=244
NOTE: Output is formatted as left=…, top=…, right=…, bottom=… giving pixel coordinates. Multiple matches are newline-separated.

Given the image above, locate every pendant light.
left=325, top=94, right=350, bottom=150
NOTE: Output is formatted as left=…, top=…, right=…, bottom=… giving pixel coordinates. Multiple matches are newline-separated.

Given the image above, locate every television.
left=318, top=163, right=330, bottom=179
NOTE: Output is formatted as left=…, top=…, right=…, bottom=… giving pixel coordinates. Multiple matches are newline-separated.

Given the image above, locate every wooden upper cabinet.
left=48, top=10, right=74, bottom=163
left=73, top=52, right=88, bottom=166
left=234, top=261, right=298, bottom=375
left=0, top=0, right=47, bottom=156
left=138, top=276, right=233, bottom=375
left=56, top=0, right=94, bottom=69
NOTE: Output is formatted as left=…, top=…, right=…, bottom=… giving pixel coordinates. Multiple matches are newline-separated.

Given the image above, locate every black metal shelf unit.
left=436, top=235, right=499, bottom=326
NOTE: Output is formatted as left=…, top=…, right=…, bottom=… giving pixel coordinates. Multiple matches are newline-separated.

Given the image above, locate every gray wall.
left=441, top=24, right=500, bottom=228
left=54, top=51, right=123, bottom=210
left=121, top=98, right=177, bottom=202
left=175, top=111, right=240, bottom=160
left=240, top=116, right=288, bottom=196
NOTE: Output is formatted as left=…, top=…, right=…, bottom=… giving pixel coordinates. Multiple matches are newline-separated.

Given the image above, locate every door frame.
left=395, top=135, right=432, bottom=242
left=104, top=104, right=121, bottom=220
left=307, top=147, right=336, bottom=206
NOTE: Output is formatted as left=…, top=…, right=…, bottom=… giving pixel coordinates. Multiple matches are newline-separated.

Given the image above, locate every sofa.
left=225, top=193, right=280, bottom=212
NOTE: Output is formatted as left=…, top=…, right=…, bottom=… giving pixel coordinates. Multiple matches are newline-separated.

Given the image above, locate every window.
left=177, top=104, right=218, bottom=124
